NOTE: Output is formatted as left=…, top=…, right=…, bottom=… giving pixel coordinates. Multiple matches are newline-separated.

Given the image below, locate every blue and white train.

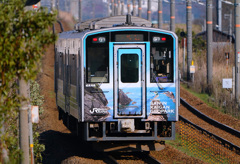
left=54, top=15, right=179, bottom=151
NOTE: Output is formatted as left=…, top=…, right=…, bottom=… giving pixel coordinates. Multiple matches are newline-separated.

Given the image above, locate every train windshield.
left=86, top=34, right=109, bottom=83
left=150, top=47, right=173, bottom=83
left=150, top=34, right=174, bottom=83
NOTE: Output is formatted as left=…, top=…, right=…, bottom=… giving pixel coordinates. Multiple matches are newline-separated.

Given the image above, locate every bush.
left=30, top=80, right=45, bottom=163
left=0, top=0, right=57, bottom=162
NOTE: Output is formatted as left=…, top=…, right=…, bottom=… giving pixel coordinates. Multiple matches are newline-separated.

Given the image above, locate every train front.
left=81, top=26, right=178, bottom=151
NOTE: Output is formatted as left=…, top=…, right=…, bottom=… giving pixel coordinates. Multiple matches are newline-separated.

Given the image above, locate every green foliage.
left=0, top=0, right=57, bottom=162
left=32, top=130, right=45, bottom=162
left=30, top=80, right=44, bottom=114
left=175, top=28, right=206, bottom=53
left=30, top=80, right=45, bottom=163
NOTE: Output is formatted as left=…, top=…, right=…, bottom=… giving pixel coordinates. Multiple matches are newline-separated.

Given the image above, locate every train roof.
left=58, top=15, right=178, bottom=40
left=74, top=15, right=153, bottom=31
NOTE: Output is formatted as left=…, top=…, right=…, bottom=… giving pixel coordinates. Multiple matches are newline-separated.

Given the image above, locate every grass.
left=181, top=83, right=219, bottom=110
left=166, top=133, right=205, bottom=162
left=166, top=132, right=231, bottom=164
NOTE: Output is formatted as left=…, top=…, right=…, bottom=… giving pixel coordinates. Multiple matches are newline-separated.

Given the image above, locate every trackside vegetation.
left=0, top=0, right=57, bottom=162
left=176, top=27, right=239, bottom=119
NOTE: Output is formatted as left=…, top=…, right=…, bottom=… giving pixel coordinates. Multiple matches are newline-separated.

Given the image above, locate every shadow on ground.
left=39, top=130, right=102, bottom=163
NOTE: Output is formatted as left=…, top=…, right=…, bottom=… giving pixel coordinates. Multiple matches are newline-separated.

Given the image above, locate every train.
left=54, top=15, right=179, bottom=152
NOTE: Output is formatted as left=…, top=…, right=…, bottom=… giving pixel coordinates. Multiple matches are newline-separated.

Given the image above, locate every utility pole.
left=133, top=0, right=137, bottom=16
left=170, top=0, right=175, bottom=32
left=138, top=0, right=142, bottom=17
left=79, top=0, right=82, bottom=22
left=28, top=106, right=34, bottom=164
left=207, top=0, right=213, bottom=89
left=51, top=0, right=55, bottom=11
left=217, top=0, right=222, bottom=31
left=235, top=0, right=240, bottom=102
left=118, top=0, right=121, bottom=15
left=229, top=11, right=232, bottom=45
left=158, top=0, right=163, bottom=29
left=114, top=0, right=118, bottom=16
left=121, top=0, right=124, bottom=15
left=56, top=0, right=59, bottom=18
left=187, top=0, right=192, bottom=81
left=111, top=0, right=114, bottom=16
left=147, top=0, right=151, bottom=21
left=183, top=38, right=186, bottom=78
left=224, top=11, right=233, bottom=55
left=127, top=0, right=131, bottom=15
left=107, top=0, right=110, bottom=17
left=19, top=79, right=29, bottom=164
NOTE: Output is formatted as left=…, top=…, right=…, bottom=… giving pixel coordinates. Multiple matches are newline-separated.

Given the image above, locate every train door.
left=113, top=44, right=146, bottom=118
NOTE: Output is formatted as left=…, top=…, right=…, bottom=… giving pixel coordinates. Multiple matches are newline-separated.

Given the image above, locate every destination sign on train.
left=115, top=34, right=144, bottom=42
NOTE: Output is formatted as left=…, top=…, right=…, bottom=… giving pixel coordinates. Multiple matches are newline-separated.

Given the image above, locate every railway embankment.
left=180, top=87, right=240, bottom=131
left=177, top=86, right=240, bottom=162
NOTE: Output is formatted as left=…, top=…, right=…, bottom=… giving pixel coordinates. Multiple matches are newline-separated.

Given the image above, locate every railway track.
left=180, top=97, right=240, bottom=155
left=103, top=152, right=162, bottom=164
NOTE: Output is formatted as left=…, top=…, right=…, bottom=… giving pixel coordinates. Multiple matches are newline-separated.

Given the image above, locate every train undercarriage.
left=58, top=107, right=174, bottom=152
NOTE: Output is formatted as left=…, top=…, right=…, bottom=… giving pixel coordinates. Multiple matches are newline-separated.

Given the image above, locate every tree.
left=0, top=0, right=57, bottom=162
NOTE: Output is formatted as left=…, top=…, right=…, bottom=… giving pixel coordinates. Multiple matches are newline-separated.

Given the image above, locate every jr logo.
left=90, top=108, right=109, bottom=115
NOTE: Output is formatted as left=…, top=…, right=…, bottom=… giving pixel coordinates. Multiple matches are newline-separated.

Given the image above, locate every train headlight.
left=153, top=36, right=161, bottom=43
left=98, top=37, right=106, bottom=43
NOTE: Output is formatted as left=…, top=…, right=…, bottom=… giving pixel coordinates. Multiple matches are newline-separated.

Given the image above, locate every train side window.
left=86, top=47, right=109, bottom=83
left=59, top=53, right=63, bottom=80
left=121, top=54, right=139, bottom=83
left=150, top=47, right=173, bottom=83
left=69, top=54, right=77, bottom=85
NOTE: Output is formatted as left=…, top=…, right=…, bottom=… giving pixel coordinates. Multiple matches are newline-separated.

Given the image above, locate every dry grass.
left=179, top=43, right=239, bottom=118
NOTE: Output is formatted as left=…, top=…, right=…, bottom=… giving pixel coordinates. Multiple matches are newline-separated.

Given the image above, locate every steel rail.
left=180, top=98, right=240, bottom=138
left=103, top=152, right=162, bottom=164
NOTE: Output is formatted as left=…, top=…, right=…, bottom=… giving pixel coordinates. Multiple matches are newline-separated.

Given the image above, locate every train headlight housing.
left=153, top=36, right=167, bottom=43
left=92, top=37, right=106, bottom=43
